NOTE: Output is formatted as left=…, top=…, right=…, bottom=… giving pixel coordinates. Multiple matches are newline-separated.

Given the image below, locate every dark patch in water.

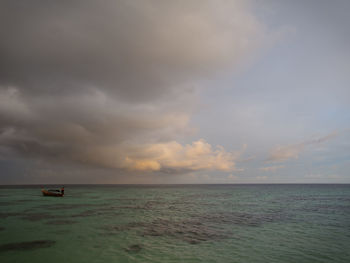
left=0, top=240, right=55, bottom=252
left=108, top=219, right=227, bottom=244
left=45, top=220, right=77, bottom=225
left=14, top=199, right=36, bottom=203
left=108, top=222, right=147, bottom=231
left=0, top=212, right=22, bottom=219
left=50, top=229, right=70, bottom=235
left=114, top=205, right=146, bottom=210
left=195, top=211, right=289, bottom=226
left=107, top=219, right=227, bottom=244
left=141, top=219, right=226, bottom=244
left=21, top=213, right=64, bottom=222
left=0, top=201, right=13, bottom=206
left=70, top=207, right=121, bottom=218
left=37, top=203, right=99, bottom=210
left=124, top=244, right=142, bottom=253
left=71, top=209, right=98, bottom=218
left=0, top=227, right=4, bottom=231
left=95, top=207, right=119, bottom=212
left=106, top=198, right=139, bottom=202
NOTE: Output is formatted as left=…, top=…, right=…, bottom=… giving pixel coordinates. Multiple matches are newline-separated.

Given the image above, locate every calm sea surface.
left=0, top=184, right=349, bottom=263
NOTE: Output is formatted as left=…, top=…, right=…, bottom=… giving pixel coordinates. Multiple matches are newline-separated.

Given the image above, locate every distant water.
left=0, top=184, right=349, bottom=263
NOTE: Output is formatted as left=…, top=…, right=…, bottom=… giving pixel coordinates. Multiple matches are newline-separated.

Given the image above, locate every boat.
left=41, top=187, right=64, bottom=197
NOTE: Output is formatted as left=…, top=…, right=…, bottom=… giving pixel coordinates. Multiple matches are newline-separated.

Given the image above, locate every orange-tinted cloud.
left=121, top=139, right=241, bottom=172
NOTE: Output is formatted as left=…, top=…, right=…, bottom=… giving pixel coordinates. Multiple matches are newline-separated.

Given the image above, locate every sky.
left=0, top=0, right=349, bottom=184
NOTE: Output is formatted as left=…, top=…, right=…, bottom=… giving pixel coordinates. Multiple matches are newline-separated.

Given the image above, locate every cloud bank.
left=0, top=0, right=264, bottom=175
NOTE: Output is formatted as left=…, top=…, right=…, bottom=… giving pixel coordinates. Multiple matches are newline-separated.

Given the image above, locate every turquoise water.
left=0, top=184, right=349, bottom=263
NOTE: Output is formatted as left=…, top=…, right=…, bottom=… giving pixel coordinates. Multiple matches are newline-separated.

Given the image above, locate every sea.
left=0, top=184, right=349, bottom=263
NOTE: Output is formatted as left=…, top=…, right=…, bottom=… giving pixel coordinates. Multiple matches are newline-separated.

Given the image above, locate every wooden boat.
left=41, top=187, right=64, bottom=197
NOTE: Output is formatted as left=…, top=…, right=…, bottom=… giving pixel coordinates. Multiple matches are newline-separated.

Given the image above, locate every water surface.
left=0, top=184, right=349, bottom=262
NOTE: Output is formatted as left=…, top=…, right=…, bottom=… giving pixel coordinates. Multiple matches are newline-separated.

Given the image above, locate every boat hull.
left=41, top=189, right=64, bottom=197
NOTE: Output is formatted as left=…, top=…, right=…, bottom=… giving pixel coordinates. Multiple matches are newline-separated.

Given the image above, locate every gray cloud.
left=0, top=0, right=263, bottom=100
left=0, top=0, right=264, bottom=175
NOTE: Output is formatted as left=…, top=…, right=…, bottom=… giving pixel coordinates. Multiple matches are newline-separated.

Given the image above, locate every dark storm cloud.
left=0, top=0, right=262, bottom=101
left=0, top=0, right=263, bottom=174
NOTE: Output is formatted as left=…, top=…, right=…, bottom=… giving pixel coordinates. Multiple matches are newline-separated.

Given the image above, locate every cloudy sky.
left=0, top=0, right=349, bottom=184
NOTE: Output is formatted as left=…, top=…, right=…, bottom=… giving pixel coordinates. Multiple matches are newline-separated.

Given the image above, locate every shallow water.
left=0, top=184, right=349, bottom=263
